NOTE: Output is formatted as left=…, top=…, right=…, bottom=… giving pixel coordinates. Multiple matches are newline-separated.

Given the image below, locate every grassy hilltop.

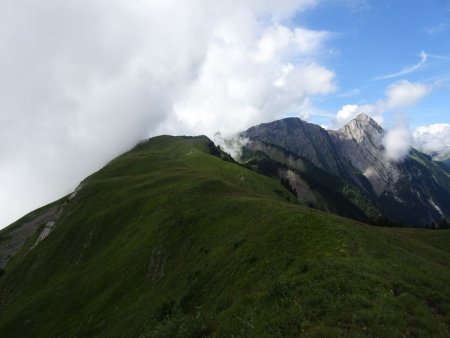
left=0, top=135, right=449, bottom=337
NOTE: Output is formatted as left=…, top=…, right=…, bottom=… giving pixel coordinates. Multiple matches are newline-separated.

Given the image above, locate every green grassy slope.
left=0, top=135, right=449, bottom=337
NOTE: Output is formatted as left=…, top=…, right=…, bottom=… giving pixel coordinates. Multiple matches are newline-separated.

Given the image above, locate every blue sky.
left=294, top=0, right=450, bottom=128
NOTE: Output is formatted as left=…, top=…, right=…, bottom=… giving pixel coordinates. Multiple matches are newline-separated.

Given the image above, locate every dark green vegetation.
left=0, top=136, right=450, bottom=337
left=240, top=143, right=383, bottom=225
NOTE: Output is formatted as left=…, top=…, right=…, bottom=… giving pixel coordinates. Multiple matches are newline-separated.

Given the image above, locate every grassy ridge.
left=0, top=136, right=449, bottom=337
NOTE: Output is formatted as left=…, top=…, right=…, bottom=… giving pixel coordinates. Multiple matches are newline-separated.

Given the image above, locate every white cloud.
left=169, top=18, right=335, bottom=136
left=0, top=0, right=333, bottom=228
left=293, top=27, right=330, bottom=55
left=256, top=25, right=329, bottom=63
left=375, top=51, right=429, bottom=80
left=213, top=132, right=249, bottom=160
left=384, top=80, right=431, bottom=108
left=333, top=102, right=384, bottom=128
left=413, top=124, right=450, bottom=159
left=333, top=80, right=431, bottom=128
left=382, top=115, right=413, bottom=162
left=336, top=104, right=360, bottom=122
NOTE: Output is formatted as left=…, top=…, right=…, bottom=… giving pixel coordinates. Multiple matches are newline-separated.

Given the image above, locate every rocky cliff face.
left=330, top=114, right=400, bottom=196
left=240, top=114, right=450, bottom=227
left=244, top=118, right=344, bottom=175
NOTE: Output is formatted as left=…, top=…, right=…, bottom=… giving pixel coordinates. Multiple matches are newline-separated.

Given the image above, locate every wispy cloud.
left=337, top=88, right=361, bottom=98
left=422, top=21, right=449, bottom=34
left=427, top=53, right=450, bottom=61
left=375, top=51, right=428, bottom=80
left=339, top=0, right=370, bottom=12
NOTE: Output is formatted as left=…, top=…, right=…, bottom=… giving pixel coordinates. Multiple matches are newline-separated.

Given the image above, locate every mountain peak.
left=354, top=112, right=371, bottom=122
left=339, top=113, right=383, bottom=136
left=332, top=113, right=383, bottom=148
left=353, top=113, right=381, bottom=128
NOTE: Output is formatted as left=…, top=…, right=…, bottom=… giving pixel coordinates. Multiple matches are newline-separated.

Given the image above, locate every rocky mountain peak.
left=329, top=114, right=400, bottom=196
left=354, top=112, right=374, bottom=123
left=336, top=113, right=383, bottom=144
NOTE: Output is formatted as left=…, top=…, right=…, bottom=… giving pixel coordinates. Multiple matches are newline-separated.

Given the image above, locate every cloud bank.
left=414, top=124, right=450, bottom=159
left=0, top=0, right=336, bottom=227
left=334, top=80, right=431, bottom=128
left=169, top=22, right=335, bottom=136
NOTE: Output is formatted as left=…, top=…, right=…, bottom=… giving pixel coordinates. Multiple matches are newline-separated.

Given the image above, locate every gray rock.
left=330, top=113, right=400, bottom=196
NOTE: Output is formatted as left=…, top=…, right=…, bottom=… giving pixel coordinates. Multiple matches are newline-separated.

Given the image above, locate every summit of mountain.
left=240, top=115, right=450, bottom=227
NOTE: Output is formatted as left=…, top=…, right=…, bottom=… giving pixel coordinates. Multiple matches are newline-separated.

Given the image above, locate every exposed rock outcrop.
left=0, top=205, right=61, bottom=269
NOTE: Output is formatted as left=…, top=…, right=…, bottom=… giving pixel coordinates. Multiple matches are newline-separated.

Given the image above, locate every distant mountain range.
left=239, top=113, right=450, bottom=227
